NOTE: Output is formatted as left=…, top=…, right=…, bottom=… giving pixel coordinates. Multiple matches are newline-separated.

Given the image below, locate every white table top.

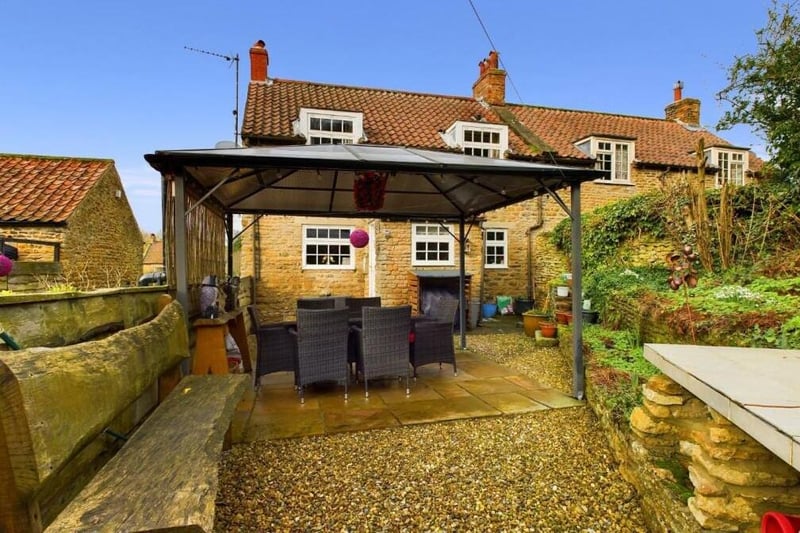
left=644, top=343, right=800, bottom=472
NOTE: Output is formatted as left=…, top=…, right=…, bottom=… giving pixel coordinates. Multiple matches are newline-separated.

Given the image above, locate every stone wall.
left=3, top=262, right=62, bottom=292
left=557, top=335, right=702, bottom=532
left=61, top=167, right=142, bottom=288
left=631, top=375, right=800, bottom=532
left=557, top=332, right=800, bottom=532
left=0, top=226, right=64, bottom=261
left=239, top=167, right=694, bottom=319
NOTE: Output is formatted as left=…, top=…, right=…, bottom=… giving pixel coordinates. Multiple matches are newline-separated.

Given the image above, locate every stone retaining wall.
left=558, top=333, right=800, bottom=532
left=631, top=375, right=800, bottom=532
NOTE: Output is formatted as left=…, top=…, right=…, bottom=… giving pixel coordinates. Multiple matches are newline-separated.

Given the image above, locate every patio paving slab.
left=455, top=359, right=517, bottom=378
left=478, top=392, right=550, bottom=414
left=520, top=388, right=585, bottom=408
left=323, top=408, right=400, bottom=433
left=245, top=409, right=325, bottom=441
left=389, top=395, right=501, bottom=425
left=457, top=376, right=529, bottom=396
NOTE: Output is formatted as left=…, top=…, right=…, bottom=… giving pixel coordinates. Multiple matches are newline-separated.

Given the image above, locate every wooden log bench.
left=0, top=299, right=249, bottom=533
left=47, top=373, right=248, bottom=532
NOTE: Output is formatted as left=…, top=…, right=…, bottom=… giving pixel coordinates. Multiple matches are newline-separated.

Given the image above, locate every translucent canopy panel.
left=145, top=144, right=605, bottom=220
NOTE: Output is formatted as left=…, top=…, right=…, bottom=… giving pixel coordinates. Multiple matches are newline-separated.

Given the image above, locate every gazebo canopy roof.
left=144, top=144, right=605, bottom=220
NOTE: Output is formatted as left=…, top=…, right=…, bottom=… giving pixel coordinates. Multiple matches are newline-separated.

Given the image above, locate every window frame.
left=484, top=228, right=508, bottom=269
left=411, top=223, right=455, bottom=267
left=296, top=108, right=364, bottom=145
left=301, top=225, right=356, bottom=270
left=705, top=147, right=747, bottom=187
left=441, top=121, right=509, bottom=159
left=575, top=137, right=635, bottom=183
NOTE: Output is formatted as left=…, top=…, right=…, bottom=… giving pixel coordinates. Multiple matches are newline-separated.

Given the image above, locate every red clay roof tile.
left=242, top=78, right=762, bottom=172
left=0, top=154, right=113, bottom=224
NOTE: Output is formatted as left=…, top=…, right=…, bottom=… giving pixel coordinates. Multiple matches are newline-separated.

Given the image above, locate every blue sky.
left=1, top=1, right=771, bottom=233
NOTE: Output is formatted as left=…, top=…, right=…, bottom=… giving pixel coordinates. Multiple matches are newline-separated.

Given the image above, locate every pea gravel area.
left=215, top=321, right=649, bottom=532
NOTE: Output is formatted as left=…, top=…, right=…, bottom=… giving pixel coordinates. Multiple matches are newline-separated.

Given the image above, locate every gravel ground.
left=215, top=321, right=649, bottom=532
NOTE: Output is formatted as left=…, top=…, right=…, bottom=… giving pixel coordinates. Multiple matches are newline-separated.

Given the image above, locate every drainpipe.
left=525, top=196, right=545, bottom=301
left=477, top=221, right=486, bottom=326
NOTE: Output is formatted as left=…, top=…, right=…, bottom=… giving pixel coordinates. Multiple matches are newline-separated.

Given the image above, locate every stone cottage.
left=239, top=40, right=760, bottom=321
left=0, top=154, right=142, bottom=289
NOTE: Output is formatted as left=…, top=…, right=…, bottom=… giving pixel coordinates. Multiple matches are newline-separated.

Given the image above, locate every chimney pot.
left=249, top=39, right=269, bottom=82
left=665, top=81, right=700, bottom=126
left=673, top=80, right=684, bottom=102
left=472, top=50, right=506, bottom=106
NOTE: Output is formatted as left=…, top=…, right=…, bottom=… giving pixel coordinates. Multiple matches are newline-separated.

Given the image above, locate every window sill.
left=593, top=179, right=635, bottom=187
left=484, top=265, right=508, bottom=270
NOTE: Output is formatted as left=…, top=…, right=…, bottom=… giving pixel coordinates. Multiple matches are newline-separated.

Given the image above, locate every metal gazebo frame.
left=145, top=143, right=605, bottom=399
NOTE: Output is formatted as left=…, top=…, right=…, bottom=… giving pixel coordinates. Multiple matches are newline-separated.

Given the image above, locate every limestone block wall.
left=631, top=375, right=800, bottom=532
left=239, top=167, right=692, bottom=318
left=61, top=168, right=142, bottom=288
left=3, top=262, right=62, bottom=292
left=0, top=226, right=64, bottom=261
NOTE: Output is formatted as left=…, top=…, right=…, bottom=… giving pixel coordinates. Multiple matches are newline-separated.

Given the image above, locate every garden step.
left=534, top=330, right=559, bottom=347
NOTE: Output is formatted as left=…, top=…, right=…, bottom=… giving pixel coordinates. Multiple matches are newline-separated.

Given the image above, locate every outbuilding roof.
left=0, top=154, right=113, bottom=224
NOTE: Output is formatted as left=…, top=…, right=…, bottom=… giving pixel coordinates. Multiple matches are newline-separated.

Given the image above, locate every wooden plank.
left=47, top=374, right=248, bottom=533
left=0, top=300, right=189, bottom=498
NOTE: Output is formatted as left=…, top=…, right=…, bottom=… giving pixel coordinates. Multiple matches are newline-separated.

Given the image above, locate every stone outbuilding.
left=0, top=154, right=142, bottom=289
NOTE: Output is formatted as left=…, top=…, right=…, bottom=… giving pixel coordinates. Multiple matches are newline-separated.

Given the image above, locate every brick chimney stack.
left=472, top=50, right=506, bottom=106
left=665, top=80, right=701, bottom=126
left=249, top=40, right=268, bottom=82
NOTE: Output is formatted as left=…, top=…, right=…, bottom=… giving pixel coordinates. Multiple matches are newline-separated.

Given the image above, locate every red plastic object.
left=761, top=511, right=800, bottom=533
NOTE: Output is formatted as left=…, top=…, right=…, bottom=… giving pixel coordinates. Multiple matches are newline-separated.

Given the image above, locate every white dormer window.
left=296, top=108, right=364, bottom=145
left=576, top=137, right=634, bottom=182
left=704, top=148, right=747, bottom=187
left=441, top=121, right=508, bottom=159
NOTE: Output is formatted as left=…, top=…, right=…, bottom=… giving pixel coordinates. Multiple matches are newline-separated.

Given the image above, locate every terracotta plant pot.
left=539, top=321, right=557, bottom=338
left=522, top=312, right=548, bottom=337
left=555, top=311, right=572, bottom=325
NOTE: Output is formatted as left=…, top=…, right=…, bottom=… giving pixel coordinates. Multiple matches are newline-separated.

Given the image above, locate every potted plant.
left=522, top=309, right=549, bottom=337
left=539, top=321, right=557, bottom=338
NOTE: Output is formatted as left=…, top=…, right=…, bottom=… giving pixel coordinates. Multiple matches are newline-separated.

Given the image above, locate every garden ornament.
left=349, top=228, right=369, bottom=248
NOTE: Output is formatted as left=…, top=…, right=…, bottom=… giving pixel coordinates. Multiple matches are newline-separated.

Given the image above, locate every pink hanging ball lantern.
left=0, top=255, right=13, bottom=277
left=349, top=229, right=369, bottom=249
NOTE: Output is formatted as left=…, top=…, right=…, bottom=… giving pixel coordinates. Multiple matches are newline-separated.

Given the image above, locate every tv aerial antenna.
left=184, top=46, right=240, bottom=147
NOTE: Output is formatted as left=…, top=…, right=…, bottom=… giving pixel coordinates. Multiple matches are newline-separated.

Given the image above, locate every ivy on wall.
left=549, top=192, right=667, bottom=272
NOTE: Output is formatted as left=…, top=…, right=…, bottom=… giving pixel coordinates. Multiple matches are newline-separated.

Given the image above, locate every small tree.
left=717, top=1, right=800, bottom=183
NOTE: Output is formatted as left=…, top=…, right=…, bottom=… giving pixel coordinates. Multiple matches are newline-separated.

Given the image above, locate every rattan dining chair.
left=248, top=306, right=297, bottom=389
left=344, top=296, right=381, bottom=320
left=345, top=296, right=381, bottom=373
left=291, top=308, right=350, bottom=403
left=353, top=305, right=412, bottom=398
left=296, top=298, right=336, bottom=310
left=410, top=296, right=459, bottom=377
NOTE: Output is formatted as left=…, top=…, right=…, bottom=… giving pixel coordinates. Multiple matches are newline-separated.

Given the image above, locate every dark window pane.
left=310, top=117, right=321, bottom=130
left=343, top=121, right=353, bottom=133
left=491, top=132, right=500, bottom=143
left=321, top=118, right=332, bottom=131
